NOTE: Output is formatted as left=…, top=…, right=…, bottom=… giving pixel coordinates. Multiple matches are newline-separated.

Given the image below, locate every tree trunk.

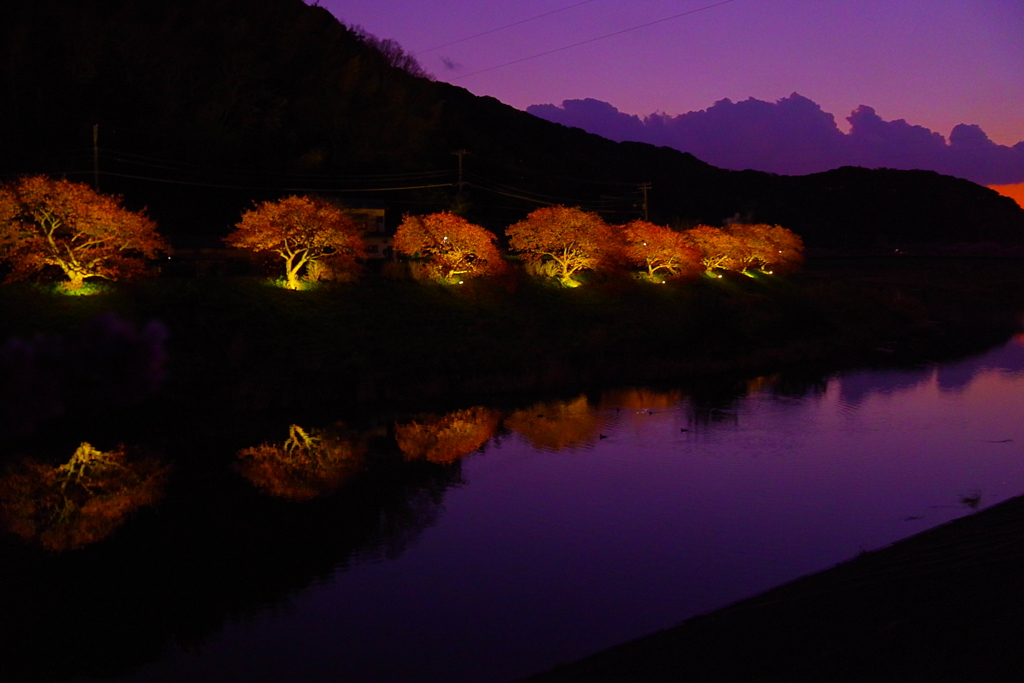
left=284, top=254, right=304, bottom=290
left=61, top=267, right=87, bottom=290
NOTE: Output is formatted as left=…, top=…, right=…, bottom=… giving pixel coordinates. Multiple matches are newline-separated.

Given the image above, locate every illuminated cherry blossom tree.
left=727, top=223, right=805, bottom=274
left=506, top=206, right=612, bottom=286
left=679, top=225, right=747, bottom=273
left=226, top=196, right=364, bottom=289
left=0, top=176, right=167, bottom=290
left=620, top=220, right=701, bottom=280
left=394, top=212, right=504, bottom=283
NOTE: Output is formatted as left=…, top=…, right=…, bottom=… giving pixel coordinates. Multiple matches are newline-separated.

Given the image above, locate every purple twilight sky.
left=319, top=0, right=1023, bottom=146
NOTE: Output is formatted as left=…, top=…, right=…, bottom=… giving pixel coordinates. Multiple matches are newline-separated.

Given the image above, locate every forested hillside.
left=2, top=0, right=1022, bottom=247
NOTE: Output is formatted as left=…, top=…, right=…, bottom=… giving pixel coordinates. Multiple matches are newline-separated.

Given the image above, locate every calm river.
left=12, top=336, right=1024, bottom=682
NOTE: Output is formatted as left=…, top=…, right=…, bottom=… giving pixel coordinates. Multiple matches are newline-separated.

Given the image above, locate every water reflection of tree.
left=1, top=439, right=462, bottom=682
left=686, top=373, right=830, bottom=429
left=599, top=388, right=682, bottom=411
left=235, top=424, right=363, bottom=500
left=765, top=373, right=829, bottom=399
left=395, top=407, right=500, bottom=464
left=0, top=442, right=168, bottom=551
left=505, top=395, right=602, bottom=450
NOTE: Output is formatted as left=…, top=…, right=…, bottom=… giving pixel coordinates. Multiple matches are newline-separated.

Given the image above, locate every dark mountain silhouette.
left=2, top=0, right=1022, bottom=248
left=528, top=94, right=1024, bottom=186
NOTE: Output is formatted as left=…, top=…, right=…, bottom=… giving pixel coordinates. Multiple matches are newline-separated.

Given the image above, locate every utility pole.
left=452, top=149, right=468, bottom=191
left=450, top=150, right=470, bottom=215
left=638, top=182, right=651, bottom=221
left=92, top=124, right=100, bottom=192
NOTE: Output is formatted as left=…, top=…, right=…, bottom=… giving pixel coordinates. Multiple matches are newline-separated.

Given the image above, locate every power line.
left=50, top=145, right=646, bottom=212
left=469, top=154, right=642, bottom=186
left=465, top=172, right=595, bottom=203
left=469, top=182, right=632, bottom=212
left=412, top=0, right=601, bottom=55
left=466, top=174, right=635, bottom=208
left=466, top=177, right=639, bottom=215
left=97, top=148, right=642, bottom=208
left=452, top=0, right=738, bottom=80
left=101, top=148, right=451, bottom=181
left=69, top=169, right=454, bottom=193
left=469, top=184, right=557, bottom=206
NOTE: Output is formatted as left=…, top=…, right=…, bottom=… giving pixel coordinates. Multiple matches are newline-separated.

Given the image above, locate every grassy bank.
left=1, top=257, right=1023, bottom=440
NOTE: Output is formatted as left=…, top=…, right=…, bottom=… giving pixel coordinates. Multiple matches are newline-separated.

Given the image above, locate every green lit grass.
left=52, top=281, right=110, bottom=297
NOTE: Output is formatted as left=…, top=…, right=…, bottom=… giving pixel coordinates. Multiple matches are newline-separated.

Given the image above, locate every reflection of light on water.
left=744, top=374, right=780, bottom=395
left=598, top=388, right=682, bottom=412
left=837, top=335, right=1024, bottom=410
left=0, top=442, right=168, bottom=551
left=235, top=424, right=363, bottom=500
left=46, top=338, right=1024, bottom=683
left=505, top=396, right=603, bottom=451
left=396, top=407, right=501, bottom=464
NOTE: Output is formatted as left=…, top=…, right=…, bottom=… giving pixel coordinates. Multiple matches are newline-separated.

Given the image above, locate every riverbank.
left=1, top=256, right=1023, bottom=444
left=518, top=488, right=1024, bottom=682
left=2, top=258, right=1023, bottom=682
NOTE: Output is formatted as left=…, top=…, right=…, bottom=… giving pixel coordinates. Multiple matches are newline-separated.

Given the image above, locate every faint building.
left=347, top=208, right=393, bottom=259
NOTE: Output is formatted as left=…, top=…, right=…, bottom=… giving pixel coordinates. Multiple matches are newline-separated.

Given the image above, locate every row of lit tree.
left=0, top=176, right=803, bottom=292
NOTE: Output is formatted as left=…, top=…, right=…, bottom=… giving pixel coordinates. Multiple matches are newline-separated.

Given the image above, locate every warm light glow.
left=54, top=281, right=106, bottom=296
left=265, top=276, right=321, bottom=291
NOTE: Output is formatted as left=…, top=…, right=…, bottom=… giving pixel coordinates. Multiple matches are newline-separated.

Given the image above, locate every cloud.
left=527, top=94, right=1024, bottom=184
left=525, top=98, right=645, bottom=141
left=440, top=56, right=462, bottom=71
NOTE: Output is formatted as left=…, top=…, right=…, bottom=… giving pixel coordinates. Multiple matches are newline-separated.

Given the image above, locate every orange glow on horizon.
left=989, top=183, right=1024, bottom=210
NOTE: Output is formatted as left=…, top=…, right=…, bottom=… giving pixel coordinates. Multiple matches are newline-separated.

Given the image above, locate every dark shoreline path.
left=518, top=492, right=1024, bottom=682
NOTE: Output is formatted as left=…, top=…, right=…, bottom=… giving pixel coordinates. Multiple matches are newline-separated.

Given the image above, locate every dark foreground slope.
left=520, top=490, right=1024, bottom=683
left=2, top=0, right=1022, bottom=247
